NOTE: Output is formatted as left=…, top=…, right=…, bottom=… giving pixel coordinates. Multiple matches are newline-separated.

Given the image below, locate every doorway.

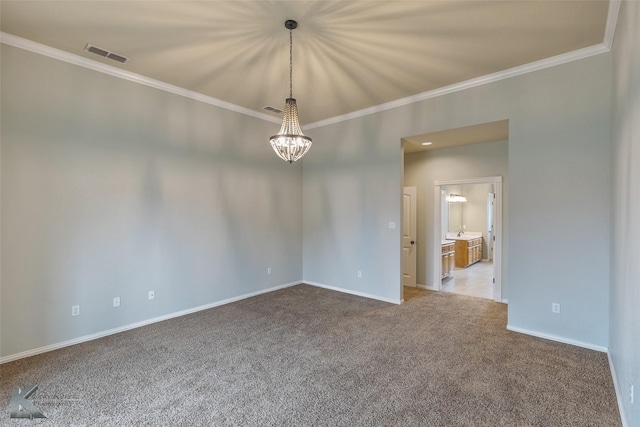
left=434, top=176, right=503, bottom=302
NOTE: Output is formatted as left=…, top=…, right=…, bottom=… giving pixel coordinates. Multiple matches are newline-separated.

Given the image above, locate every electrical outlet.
left=72, top=305, right=80, bottom=316
left=462, top=224, right=467, bottom=230
left=631, top=384, right=634, bottom=404
left=113, top=297, right=120, bottom=307
left=552, top=303, right=561, bottom=314
left=148, top=290, right=155, bottom=300
left=388, top=221, right=396, bottom=229
left=267, top=267, right=271, bottom=275
left=357, top=270, right=362, bottom=278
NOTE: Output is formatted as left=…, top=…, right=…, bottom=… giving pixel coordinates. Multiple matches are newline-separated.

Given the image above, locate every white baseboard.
left=0, top=281, right=301, bottom=364
left=304, top=281, right=402, bottom=305
left=608, top=351, right=630, bottom=427
left=416, top=284, right=430, bottom=290
left=506, top=324, right=608, bottom=353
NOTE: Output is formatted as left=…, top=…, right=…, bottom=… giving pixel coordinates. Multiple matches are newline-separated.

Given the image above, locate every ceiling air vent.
left=84, top=44, right=129, bottom=64
left=263, top=106, right=283, bottom=114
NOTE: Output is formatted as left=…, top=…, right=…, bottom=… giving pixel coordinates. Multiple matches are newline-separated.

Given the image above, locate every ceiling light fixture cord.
left=289, top=29, right=293, bottom=99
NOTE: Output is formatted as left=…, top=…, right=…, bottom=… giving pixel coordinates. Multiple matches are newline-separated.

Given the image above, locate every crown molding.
left=604, top=0, right=621, bottom=50
left=2, top=4, right=619, bottom=132
left=305, top=0, right=621, bottom=130
left=304, top=42, right=610, bottom=130
left=0, top=32, right=281, bottom=125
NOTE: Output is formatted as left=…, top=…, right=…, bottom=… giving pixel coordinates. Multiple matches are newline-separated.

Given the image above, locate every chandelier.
left=269, top=20, right=312, bottom=163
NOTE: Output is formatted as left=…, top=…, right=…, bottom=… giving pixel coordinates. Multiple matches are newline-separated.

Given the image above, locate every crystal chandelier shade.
left=269, top=98, right=312, bottom=163
left=269, top=20, right=312, bottom=163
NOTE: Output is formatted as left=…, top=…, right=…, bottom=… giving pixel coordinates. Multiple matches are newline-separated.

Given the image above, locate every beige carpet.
left=0, top=284, right=620, bottom=426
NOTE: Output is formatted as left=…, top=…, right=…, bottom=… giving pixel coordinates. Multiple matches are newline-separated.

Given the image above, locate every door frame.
left=402, top=186, right=418, bottom=287
left=433, top=176, right=503, bottom=302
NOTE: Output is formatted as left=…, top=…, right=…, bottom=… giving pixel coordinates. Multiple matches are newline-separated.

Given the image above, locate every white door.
left=402, top=186, right=417, bottom=287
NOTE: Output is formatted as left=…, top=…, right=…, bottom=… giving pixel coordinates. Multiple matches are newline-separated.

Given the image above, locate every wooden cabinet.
left=454, top=237, right=483, bottom=268
left=441, top=241, right=455, bottom=278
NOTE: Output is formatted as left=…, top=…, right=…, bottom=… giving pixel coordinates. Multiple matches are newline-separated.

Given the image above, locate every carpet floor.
left=1, top=284, right=620, bottom=426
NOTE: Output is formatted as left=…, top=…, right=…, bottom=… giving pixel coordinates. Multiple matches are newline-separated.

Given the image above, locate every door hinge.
left=493, top=278, right=495, bottom=284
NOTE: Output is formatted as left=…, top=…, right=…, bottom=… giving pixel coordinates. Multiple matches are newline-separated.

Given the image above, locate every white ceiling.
left=1, top=1, right=611, bottom=126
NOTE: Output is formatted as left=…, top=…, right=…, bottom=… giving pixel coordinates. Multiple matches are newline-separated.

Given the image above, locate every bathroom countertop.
left=445, top=232, right=483, bottom=241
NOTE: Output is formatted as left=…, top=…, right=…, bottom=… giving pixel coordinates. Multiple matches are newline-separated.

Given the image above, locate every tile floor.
left=441, top=260, right=494, bottom=300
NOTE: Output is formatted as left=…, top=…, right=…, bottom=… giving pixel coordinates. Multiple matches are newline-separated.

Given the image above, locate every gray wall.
left=610, top=1, right=640, bottom=425
left=303, top=53, right=611, bottom=348
left=405, top=141, right=508, bottom=290
left=302, top=113, right=402, bottom=302
left=1, top=30, right=614, bottom=359
left=1, top=45, right=303, bottom=358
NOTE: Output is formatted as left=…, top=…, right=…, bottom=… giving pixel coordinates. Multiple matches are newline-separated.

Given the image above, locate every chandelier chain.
left=289, top=29, right=293, bottom=98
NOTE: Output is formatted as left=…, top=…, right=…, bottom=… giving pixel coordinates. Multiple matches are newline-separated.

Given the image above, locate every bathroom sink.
left=445, top=232, right=482, bottom=240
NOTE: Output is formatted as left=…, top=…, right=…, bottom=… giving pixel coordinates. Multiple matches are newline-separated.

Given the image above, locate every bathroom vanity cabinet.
left=454, top=237, right=483, bottom=268
left=441, top=241, right=456, bottom=278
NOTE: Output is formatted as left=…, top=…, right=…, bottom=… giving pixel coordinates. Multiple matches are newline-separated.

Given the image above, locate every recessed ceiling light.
left=421, top=142, right=433, bottom=146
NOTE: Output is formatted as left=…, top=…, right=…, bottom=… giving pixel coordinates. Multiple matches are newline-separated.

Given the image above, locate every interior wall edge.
left=506, top=324, right=608, bottom=353
left=608, top=351, right=631, bottom=427
left=0, top=281, right=303, bottom=365
left=304, top=281, right=402, bottom=305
